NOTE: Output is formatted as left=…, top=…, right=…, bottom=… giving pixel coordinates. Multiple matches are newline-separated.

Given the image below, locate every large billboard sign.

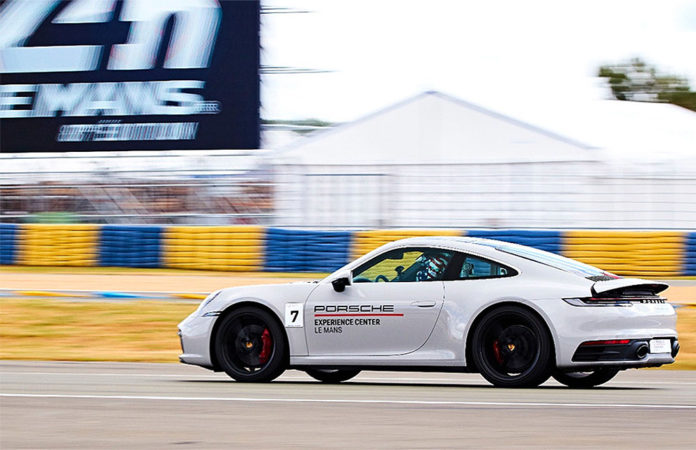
left=0, top=0, right=260, bottom=152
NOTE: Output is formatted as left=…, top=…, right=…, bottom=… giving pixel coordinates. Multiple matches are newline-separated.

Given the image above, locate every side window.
left=455, top=254, right=517, bottom=279
left=353, top=248, right=453, bottom=283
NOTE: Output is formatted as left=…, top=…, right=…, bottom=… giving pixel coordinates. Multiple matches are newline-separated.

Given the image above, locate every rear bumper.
left=567, top=337, right=678, bottom=370
left=537, top=299, right=678, bottom=369
left=572, top=337, right=679, bottom=362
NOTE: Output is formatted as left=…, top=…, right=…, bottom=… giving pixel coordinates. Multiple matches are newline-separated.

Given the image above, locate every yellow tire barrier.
left=352, top=229, right=461, bottom=259
left=563, top=230, right=686, bottom=278
left=17, top=224, right=99, bottom=267
left=163, top=225, right=265, bottom=271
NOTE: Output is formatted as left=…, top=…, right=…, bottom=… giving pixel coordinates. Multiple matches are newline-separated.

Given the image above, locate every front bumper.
left=177, top=312, right=217, bottom=369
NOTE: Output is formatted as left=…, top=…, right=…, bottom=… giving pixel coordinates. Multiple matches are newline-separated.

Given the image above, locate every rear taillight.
left=581, top=339, right=631, bottom=346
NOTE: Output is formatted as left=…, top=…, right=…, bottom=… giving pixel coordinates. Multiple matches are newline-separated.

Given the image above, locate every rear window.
left=454, top=253, right=517, bottom=279
left=493, top=243, right=617, bottom=278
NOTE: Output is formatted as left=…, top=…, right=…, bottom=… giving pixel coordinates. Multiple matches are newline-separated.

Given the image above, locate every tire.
left=552, top=368, right=619, bottom=388
left=471, top=305, right=553, bottom=388
left=214, top=306, right=287, bottom=382
left=305, top=368, right=361, bottom=383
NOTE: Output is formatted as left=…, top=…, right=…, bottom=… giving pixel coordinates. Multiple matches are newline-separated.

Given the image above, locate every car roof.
left=381, top=236, right=506, bottom=250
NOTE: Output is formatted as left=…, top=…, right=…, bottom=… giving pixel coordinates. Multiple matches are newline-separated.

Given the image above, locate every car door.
left=304, top=247, right=452, bottom=356
left=441, top=251, right=521, bottom=343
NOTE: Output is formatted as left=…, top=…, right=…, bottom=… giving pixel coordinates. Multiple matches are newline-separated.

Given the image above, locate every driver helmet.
left=416, top=254, right=448, bottom=281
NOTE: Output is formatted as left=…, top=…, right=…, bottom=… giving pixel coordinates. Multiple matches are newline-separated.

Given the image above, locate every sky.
left=260, top=0, right=696, bottom=123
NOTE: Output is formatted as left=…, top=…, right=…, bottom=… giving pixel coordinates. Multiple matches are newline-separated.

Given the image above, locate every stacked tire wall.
left=163, top=226, right=264, bottom=271
left=0, top=224, right=693, bottom=277
left=99, top=226, right=162, bottom=268
left=16, top=224, right=99, bottom=267
left=563, top=231, right=684, bottom=278
left=264, top=228, right=352, bottom=272
left=0, top=223, right=18, bottom=265
left=351, top=229, right=461, bottom=259
left=684, top=232, right=696, bottom=276
left=466, top=229, right=562, bottom=254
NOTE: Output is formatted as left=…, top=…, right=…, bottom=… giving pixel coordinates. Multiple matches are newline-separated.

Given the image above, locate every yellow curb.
left=16, top=290, right=88, bottom=298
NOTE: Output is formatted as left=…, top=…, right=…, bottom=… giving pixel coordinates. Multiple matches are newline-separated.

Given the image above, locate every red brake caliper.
left=492, top=340, right=503, bottom=364
left=258, top=328, right=272, bottom=364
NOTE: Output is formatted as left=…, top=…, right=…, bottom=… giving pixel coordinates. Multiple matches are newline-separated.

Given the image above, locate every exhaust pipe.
left=672, top=341, right=680, bottom=358
left=635, top=344, right=649, bottom=359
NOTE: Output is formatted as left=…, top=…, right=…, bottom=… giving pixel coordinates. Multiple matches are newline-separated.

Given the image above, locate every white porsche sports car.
left=178, top=237, right=679, bottom=388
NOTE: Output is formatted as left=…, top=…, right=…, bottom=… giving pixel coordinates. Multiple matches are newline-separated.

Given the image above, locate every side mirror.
left=331, top=270, right=352, bottom=292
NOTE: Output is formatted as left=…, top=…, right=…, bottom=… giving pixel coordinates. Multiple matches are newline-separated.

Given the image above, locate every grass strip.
left=0, top=298, right=196, bottom=363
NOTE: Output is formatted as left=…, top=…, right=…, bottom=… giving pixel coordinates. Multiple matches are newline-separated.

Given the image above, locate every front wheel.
left=305, top=368, right=361, bottom=383
left=214, top=306, right=287, bottom=382
left=552, top=368, right=619, bottom=388
left=471, top=305, right=553, bottom=388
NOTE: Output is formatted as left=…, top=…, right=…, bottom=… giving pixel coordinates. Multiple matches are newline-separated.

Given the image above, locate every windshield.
left=493, top=242, right=618, bottom=278
left=353, top=248, right=453, bottom=283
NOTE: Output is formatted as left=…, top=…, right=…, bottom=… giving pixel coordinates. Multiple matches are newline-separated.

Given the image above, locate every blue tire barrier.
left=264, top=228, right=352, bottom=272
left=685, top=232, right=696, bottom=276
left=0, top=223, right=18, bottom=265
left=99, top=225, right=163, bottom=268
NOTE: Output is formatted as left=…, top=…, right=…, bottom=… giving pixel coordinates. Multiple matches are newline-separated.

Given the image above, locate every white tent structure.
left=271, top=91, right=696, bottom=229
left=522, top=98, right=696, bottom=230
left=521, top=93, right=696, bottom=165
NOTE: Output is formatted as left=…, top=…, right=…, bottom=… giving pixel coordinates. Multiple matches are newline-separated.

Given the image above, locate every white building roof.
left=275, top=91, right=599, bottom=166
left=521, top=98, right=696, bottom=165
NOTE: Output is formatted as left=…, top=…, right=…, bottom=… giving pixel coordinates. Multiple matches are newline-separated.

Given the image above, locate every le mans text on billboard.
left=0, top=0, right=260, bottom=152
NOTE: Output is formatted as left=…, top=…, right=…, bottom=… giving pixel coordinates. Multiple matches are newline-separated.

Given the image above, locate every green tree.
left=598, top=58, right=696, bottom=112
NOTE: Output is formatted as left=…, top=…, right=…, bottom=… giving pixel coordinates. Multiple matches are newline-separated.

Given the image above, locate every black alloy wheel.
left=471, top=305, right=553, bottom=388
left=305, top=368, right=361, bottom=383
left=215, top=306, right=287, bottom=382
left=552, top=368, right=620, bottom=388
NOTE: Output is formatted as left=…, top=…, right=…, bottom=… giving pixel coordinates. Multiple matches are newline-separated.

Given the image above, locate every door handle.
left=411, top=301, right=437, bottom=308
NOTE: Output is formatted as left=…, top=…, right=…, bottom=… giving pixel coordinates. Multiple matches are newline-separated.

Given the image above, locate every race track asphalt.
left=1, top=361, right=695, bottom=449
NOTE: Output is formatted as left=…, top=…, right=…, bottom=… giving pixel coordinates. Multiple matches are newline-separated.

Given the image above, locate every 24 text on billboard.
left=0, top=0, right=260, bottom=152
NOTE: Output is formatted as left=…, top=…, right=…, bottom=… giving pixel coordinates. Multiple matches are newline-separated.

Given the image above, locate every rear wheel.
left=471, top=305, right=553, bottom=388
left=214, top=306, right=287, bottom=382
left=305, top=368, right=361, bottom=383
left=552, top=368, right=619, bottom=388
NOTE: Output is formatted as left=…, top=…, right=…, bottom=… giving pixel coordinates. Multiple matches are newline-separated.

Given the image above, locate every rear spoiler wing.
left=591, top=278, right=669, bottom=297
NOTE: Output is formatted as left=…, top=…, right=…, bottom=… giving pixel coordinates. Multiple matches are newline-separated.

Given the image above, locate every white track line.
left=1, top=393, right=694, bottom=409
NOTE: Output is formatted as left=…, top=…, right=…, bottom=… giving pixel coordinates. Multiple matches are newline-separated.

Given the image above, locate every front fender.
left=204, top=284, right=318, bottom=361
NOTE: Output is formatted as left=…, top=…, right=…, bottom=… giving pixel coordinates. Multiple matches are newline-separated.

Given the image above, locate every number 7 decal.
left=284, top=303, right=303, bottom=328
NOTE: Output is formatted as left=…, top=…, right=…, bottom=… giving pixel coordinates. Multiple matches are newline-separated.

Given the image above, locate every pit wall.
left=1, top=224, right=694, bottom=277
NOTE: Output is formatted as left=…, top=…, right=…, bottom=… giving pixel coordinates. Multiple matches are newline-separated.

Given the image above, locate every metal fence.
left=2, top=153, right=696, bottom=228
left=0, top=152, right=273, bottom=224
left=0, top=179, right=273, bottom=224
left=273, top=161, right=696, bottom=229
